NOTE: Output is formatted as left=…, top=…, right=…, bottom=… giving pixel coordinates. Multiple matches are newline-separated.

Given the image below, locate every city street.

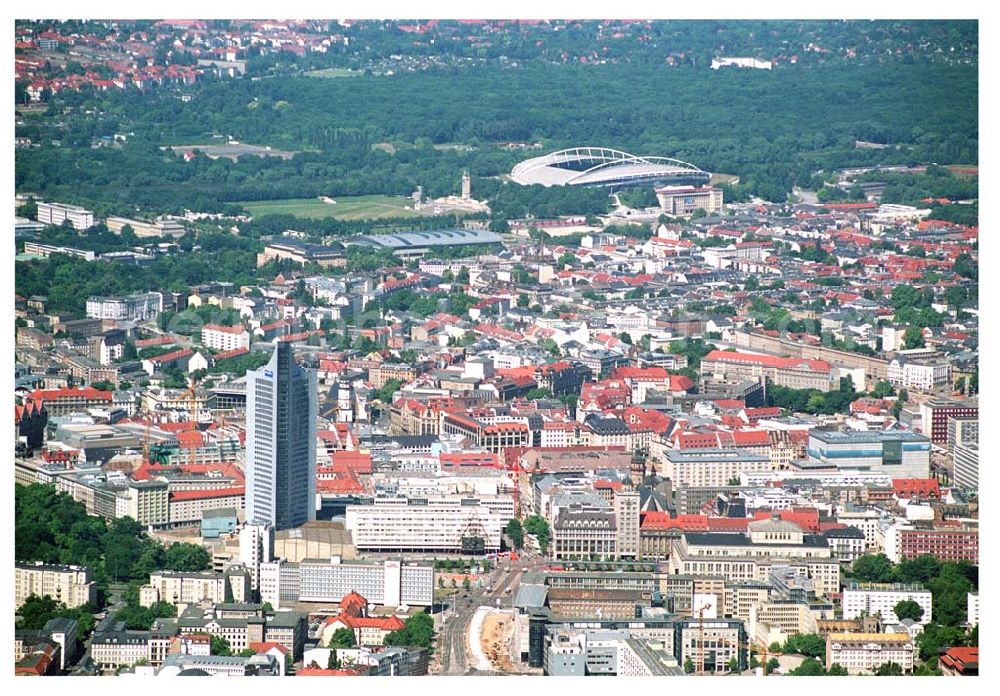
left=433, top=553, right=543, bottom=675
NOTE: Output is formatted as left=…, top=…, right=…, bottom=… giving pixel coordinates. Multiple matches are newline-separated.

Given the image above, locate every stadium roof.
left=510, top=147, right=710, bottom=188
left=345, top=228, right=502, bottom=250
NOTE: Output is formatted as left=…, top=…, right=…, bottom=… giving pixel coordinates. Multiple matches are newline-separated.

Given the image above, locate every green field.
left=304, top=68, right=361, bottom=78
left=239, top=195, right=424, bottom=220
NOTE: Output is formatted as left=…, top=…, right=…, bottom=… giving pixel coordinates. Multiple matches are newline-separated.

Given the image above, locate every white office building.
left=345, top=495, right=512, bottom=553
left=842, top=583, right=932, bottom=625
left=259, top=557, right=433, bottom=609
left=86, top=291, right=164, bottom=322
left=37, top=201, right=95, bottom=230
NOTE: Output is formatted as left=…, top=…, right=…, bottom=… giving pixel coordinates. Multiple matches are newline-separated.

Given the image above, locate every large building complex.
left=85, top=291, right=164, bottom=321
left=510, top=147, right=711, bottom=189
left=344, top=495, right=512, bottom=553
left=36, top=201, right=95, bottom=230
left=345, top=228, right=502, bottom=260
left=659, top=448, right=771, bottom=488
left=806, top=431, right=931, bottom=479
left=259, top=557, right=434, bottom=609
left=245, top=342, right=317, bottom=531
left=701, top=350, right=835, bottom=391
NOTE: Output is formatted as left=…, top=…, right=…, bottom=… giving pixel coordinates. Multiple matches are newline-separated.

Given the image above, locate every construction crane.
left=184, top=376, right=200, bottom=467
left=692, top=602, right=713, bottom=675
left=142, top=416, right=152, bottom=465
left=691, top=606, right=783, bottom=677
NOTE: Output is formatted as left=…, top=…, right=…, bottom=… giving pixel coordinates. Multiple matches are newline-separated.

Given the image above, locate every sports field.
left=239, top=195, right=424, bottom=220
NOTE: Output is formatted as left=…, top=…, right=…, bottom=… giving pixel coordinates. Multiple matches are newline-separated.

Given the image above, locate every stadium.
left=509, top=147, right=711, bottom=189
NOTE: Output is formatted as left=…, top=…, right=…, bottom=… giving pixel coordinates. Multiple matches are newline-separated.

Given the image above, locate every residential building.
left=140, top=569, right=251, bottom=610
left=967, top=593, right=979, bottom=627
left=939, top=646, right=978, bottom=676
left=25, top=386, right=112, bottom=417
left=821, top=526, right=866, bottom=564
left=202, top=323, right=251, bottom=351
left=91, top=631, right=150, bottom=670
left=370, top=363, right=418, bottom=389
left=246, top=342, right=317, bottom=531
left=15, top=561, right=96, bottom=609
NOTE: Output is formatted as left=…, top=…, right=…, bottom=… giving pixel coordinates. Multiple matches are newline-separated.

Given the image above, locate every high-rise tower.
left=246, top=342, right=317, bottom=530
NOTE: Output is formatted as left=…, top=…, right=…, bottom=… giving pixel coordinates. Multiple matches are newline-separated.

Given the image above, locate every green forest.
left=16, top=57, right=977, bottom=219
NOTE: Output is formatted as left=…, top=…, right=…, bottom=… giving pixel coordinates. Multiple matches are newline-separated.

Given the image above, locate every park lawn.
left=239, top=195, right=424, bottom=220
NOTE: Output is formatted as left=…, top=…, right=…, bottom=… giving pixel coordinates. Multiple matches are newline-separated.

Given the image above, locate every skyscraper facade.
left=246, top=342, right=317, bottom=530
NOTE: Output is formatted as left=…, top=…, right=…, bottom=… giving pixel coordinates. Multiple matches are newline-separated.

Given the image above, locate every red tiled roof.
left=614, top=366, right=669, bottom=380
left=29, top=386, right=112, bottom=403
left=331, top=450, right=372, bottom=474
left=146, top=347, right=193, bottom=364
left=892, top=478, right=941, bottom=499
left=204, top=323, right=248, bottom=335
left=135, top=335, right=176, bottom=348
left=248, top=641, right=290, bottom=654
left=338, top=591, right=367, bottom=617
left=940, top=647, right=978, bottom=672
left=215, top=347, right=249, bottom=361
left=707, top=517, right=750, bottom=532
left=327, top=615, right=405, bottom=632
left=704, top=350, right=831, bottom=373
left=169, top=486, right=244, bottom=502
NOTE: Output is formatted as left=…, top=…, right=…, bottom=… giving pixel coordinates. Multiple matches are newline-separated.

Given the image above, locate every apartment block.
left=15, top=561, right=96, bottom=609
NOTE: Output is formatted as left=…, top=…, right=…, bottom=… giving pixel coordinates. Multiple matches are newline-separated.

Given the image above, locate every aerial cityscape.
left=12, top=18, right=979, bottom=679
